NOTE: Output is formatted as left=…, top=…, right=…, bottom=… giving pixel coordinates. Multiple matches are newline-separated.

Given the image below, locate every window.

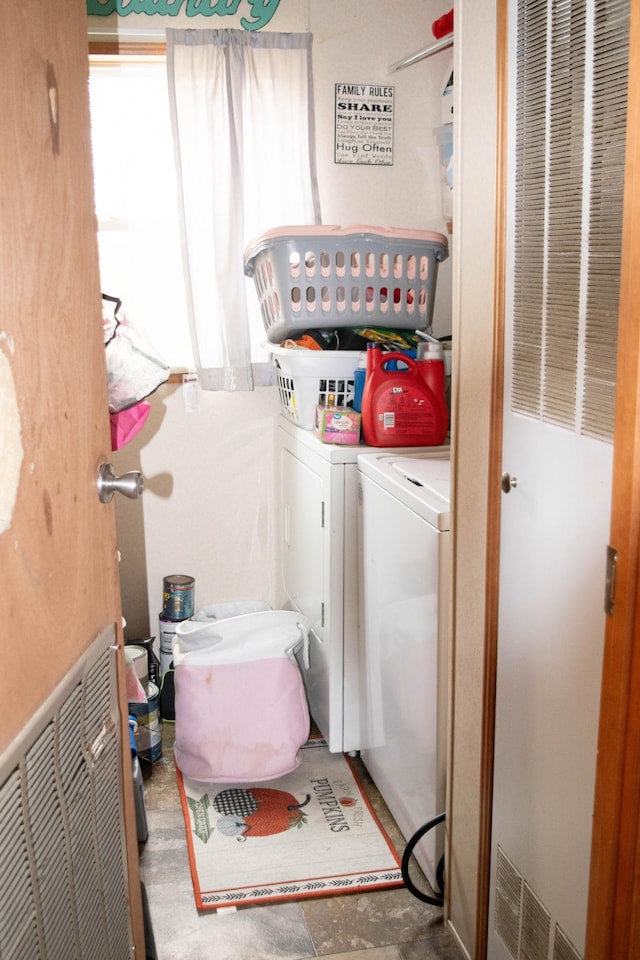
left=89, top=32, right=320, bottom=390
left=89, top=56, right=194, bottom=371
left=165, top=29, right=320, bottom=390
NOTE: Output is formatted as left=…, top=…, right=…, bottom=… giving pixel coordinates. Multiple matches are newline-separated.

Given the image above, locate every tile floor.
left=138, top=726, right=464, bottom=960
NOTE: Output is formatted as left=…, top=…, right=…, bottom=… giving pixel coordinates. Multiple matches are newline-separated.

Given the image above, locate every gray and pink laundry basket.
left=243, top=224, right=448, bottom=343
left=172, top=602, right=310, bottom=783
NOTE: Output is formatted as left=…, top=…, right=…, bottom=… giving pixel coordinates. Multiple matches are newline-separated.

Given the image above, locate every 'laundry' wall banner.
left=87, top=0, right=281, bottom=30
left=334, top=84, right=395, bottom=166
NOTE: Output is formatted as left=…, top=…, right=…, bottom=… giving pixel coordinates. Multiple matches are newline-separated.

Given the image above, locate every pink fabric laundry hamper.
left=172, top=610, right=310, bottom=783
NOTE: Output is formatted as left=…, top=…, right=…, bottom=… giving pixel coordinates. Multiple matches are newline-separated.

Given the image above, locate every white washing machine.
left=357, top=452, right=451, bottom=890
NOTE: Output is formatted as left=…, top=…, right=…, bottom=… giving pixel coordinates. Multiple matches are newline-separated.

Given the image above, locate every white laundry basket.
left=268, top=343, right=361, bottom=429
left=173, top=610, right=310, bottom=783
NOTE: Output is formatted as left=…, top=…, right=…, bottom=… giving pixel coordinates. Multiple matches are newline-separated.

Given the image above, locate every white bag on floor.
left=173, top=610, right=310, bottom=783
left=193, top=600, right=271, bottom=622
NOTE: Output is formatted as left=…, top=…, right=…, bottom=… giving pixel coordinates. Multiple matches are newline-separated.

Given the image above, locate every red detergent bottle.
left=361, top=342, right=448, bottom=447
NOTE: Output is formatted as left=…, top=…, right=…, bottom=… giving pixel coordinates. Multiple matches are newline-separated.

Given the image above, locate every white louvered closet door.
left=488, top=1, right=629, bottom=958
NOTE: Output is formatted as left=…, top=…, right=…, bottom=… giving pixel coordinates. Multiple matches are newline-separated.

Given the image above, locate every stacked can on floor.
left=159, top=574, right=195, bottom=676
left=126, top=638, right=163, bottom=763
left=158, top=574, right=195, bottom=723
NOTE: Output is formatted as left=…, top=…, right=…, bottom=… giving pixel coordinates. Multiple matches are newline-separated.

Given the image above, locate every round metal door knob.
left=501, top=472, right=518, bottom=494
left=98, top=462, right=144, bottom=504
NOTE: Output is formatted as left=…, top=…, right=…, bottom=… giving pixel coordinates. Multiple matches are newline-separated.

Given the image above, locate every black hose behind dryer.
left=401, top=811, right=446, bottom=907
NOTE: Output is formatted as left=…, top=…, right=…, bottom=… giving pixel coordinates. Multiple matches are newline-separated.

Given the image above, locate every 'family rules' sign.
left=334, top=83, right=394, bottom=166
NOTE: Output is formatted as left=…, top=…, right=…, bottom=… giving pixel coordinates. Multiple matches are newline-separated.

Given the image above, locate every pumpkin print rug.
left=176, top=738, right=403, bottom=909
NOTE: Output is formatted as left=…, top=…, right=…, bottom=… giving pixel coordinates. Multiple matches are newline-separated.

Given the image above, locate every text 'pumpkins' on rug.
left=177, top=739, right=403, bottom=909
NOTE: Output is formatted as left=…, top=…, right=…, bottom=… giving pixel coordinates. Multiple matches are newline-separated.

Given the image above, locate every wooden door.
left=0, top=0, right=143, bottom=953
left=585, top=0, right=640, bottom=952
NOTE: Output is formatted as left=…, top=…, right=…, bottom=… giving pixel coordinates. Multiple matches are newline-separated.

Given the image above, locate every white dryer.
left=357, top=452, right=451, bottom=891
left=278, top=416, right=449, bottom=754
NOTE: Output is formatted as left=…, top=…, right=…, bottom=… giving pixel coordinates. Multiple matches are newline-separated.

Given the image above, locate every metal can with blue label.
left=162, top=574, right=195, bottom=621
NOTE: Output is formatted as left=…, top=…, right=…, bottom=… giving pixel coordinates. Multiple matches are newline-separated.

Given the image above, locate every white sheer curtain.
left=166, top=29, right=321, bottom=390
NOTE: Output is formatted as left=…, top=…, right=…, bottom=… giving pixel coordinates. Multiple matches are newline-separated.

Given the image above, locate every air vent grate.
left=511, top=0, right=629, bottom=441
left=521, top=882, right=551, bottom=959
left=553, top=924, right=582, bottom=960
left=495, top=845, right=523, bottom=958
left=494, top=846, right=585, bottom=960
left=0, top=630, right=131, bottom=960
left=0, top=770, right=40, bottom=958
